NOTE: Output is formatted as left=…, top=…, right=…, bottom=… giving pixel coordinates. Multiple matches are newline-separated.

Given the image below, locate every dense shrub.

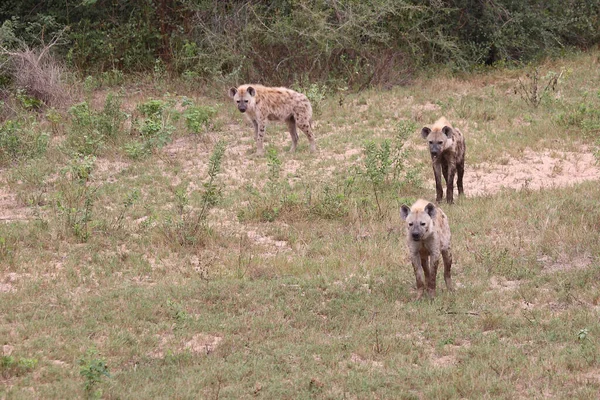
left=1, top=1, right=599, bottom=86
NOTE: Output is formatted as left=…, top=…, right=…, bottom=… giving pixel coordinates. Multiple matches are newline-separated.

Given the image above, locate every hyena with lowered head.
left=228, top=84, right=316, bottom=155
left=421, top=117, right=465, bottom=204
left=400, top=199, right=454, bottom=299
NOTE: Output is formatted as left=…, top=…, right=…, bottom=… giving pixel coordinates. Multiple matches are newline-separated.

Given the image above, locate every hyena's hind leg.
left=295, top=115, right=316, bottom=153
left=441, top=248, right=454, bottom=291
left=286, top=116, right=299, bottom=152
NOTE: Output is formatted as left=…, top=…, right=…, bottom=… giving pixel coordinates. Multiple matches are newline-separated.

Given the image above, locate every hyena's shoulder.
left=433, top=205, right=451, bottom=247
left=452, top=126, right=465, bottom=160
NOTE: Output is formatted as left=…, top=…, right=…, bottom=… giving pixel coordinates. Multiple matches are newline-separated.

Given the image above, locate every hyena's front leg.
left=432, top=160, right=444, bottom=203
left=256, top=121, right=266, bottom=156
left=252, top=120, right=259, bottom=142
left=286, top=117, right=299, bottom=153
left=456, top=160, right=465, bottom=197
left=411, top=254, right=427, bottom=300
left=427, top=253, right=440, bottom=298
left=446, top=161, right=457, bottom=204
left=441, top=248, right=454, bottom=291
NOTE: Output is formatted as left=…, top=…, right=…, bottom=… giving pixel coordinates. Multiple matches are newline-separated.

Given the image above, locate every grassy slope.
left=1, top=52, right=600, bottom=399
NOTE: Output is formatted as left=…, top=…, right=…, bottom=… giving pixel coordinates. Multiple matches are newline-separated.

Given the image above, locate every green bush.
left=183, top=105, right=217, bottom=134
left=0, top=119, right=49, bottom=165
left=4, top=1, right=599, bottom=84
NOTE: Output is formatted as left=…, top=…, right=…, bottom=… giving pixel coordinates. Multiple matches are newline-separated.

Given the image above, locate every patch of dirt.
left=489, top=276, right=520, bottom=291
left=148, top=332, right=223, bottom=359
left=246, top=230, right=291, bottom=255
left=431, top=354, right=457, bottom=368
left=148, top=332, right=175, bottom=359
left=0, top=177, right=31, bottom=222
left=93, top=157, right=130, bottom=183
left=348, top=353, right=383, bottom=368
left=537, top=254, right=593, bottom=273
left=469, top=149, right=600, bottom=196
left=184, top=334, right=223, bottom=355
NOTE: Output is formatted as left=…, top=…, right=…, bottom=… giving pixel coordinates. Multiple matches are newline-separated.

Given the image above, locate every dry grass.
left=1, top=51, right=600, bottom=398
left=1, top=40, right=71, bottom=109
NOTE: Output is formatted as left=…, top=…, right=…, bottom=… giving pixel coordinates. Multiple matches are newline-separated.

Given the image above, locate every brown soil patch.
left=0, top=177, right=31, bottom=222
left=469, top=149, right=600, bottom=196
left=431, top=354, right=457, bottom=368
left=537, top=254, right=593, bottom=273
left=184, top=334, right=223, bottom=355
left=489, top=276, right=520, bottom=292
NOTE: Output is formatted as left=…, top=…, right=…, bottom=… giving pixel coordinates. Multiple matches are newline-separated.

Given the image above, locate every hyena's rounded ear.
left=400, top=205, right=411, bottom=221
left=425, top=203, right=437, bottom=218
left=442, top=126, right=453, bottom=138
left=228, top=87, right=237, bottom=98
left=421, top=127, right=431, bottom=139
left=247, top=86, right=256, bottom=97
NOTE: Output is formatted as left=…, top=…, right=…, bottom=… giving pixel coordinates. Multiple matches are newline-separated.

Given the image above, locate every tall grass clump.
left=0, top=32, right=70, bottom=108
left=160, top=140, right=226, bottom=247
left=0, top=119, right=49, bottom=166
left=54, top=155, right=98, bottom=242
left=125, top=99, right=177, bottom=159
left=360, top=120, right=420, bottom=217
left=66, top=93, right=127, bottom=156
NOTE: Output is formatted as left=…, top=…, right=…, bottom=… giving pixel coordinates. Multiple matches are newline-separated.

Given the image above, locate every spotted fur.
left=400, top=199, right=454, bottom=299
left=228, top=84, right=316, bottom=155
left=421, top=117, right=466, bottom=204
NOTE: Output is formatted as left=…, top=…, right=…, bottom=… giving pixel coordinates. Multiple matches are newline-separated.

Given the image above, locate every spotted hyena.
left=421, top=117, right=466, bottom=204
left=400, top=199, right=454, bottom=299
left=228, top=84, right=316, bottom=155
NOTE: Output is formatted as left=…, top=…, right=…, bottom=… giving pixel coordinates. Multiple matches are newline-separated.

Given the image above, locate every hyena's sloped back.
left=421, top=117, right=466, bottom=204
left=228, top=84, right=316, bottom=155
left=400, top=199, right=453, bottom=299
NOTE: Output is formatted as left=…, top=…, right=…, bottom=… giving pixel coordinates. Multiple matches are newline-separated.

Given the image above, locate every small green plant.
left=129, top=99, right=177, bottom=158
left=111, top=189, right=140, bottom=232
left=360, top=120, right=417, bottom=216
left=16, top=88, right=42, bottom=110
left=167, top=299, right=190, bottom=325
left=1, top=355, right=38, bottom=378
left=55, top=155, right=98, bottom=242
left=67, top=94, right=126, bottom=155
left=161, top=140, right=226, bottom=246
left=0, top=119, right=49, bottom=165
left=183, top=105, right=217, bottom=134
left=79, top=348, right=110, bottom=399
left=515, top=67, right=563, bottom=108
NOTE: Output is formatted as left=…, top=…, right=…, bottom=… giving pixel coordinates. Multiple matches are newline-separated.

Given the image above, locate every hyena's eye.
left=438, top=141, right=443, bottom=145
left=244, top=100, right=248, bottom=103
left=420, top=222, right=426, bottom=226
left=236, top=100, right=240, bottom=103
left=429, top=141, right=433, bottom=144
left=408, top=223, right=413, bottom=226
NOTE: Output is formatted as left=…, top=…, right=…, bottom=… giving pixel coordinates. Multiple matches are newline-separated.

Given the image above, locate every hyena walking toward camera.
left=400, top=199, right=454, bottom=299
left=228, top=84, right=316, bottom=155
left=421, top=117, right=465, bottom=204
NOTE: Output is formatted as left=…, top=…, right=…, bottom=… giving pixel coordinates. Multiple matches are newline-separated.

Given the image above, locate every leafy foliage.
left=2, top=1, right=599, bottom=84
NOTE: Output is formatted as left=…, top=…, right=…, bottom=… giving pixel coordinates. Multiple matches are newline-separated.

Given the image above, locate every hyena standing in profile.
left=228, top=84, right=316, bottom=155
left=421, top=117, right=466, bottom=204
left=400, top=199, right=454, bottom=300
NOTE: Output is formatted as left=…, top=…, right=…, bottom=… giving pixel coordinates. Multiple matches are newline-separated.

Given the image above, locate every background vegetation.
left=1, top=0, right=600, bottom=87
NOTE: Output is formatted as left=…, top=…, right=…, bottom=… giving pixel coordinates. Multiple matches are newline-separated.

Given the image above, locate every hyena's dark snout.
left=411, top=232, right=421, bottom=241
left=238, top=106, right=247, bottom=113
